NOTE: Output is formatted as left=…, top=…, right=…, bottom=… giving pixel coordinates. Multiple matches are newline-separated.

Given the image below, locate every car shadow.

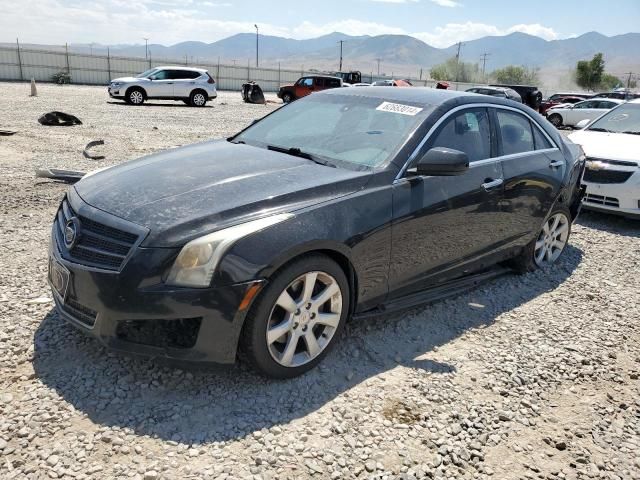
left=577, top=209, right=640, bottom=238
left=32, top=245, right=582, bottom=445
left=106, top=101, right=213, bottom=108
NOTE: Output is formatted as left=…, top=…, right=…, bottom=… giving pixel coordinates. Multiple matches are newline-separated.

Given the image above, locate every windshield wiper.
left=622, top=130, right=640, bottom=135
left=587, top=127, right=612, bottom=133
left=267, top=145, right=335, bottom=167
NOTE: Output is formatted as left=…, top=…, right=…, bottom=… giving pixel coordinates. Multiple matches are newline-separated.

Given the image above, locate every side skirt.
left=352, top=266, right=511, bottom=320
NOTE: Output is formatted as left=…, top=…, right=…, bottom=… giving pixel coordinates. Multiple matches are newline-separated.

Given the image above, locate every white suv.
left=108, top=66, right=217, bottom=107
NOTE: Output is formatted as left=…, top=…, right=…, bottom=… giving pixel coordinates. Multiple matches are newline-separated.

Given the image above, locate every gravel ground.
left=0, top=82, right=639, bottom=480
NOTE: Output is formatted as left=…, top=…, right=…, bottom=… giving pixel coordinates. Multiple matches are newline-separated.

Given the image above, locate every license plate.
left=49, top=256, right=70, bottom=302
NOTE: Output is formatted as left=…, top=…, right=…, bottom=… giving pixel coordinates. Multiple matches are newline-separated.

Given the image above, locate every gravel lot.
left=0, top=82, right=639, bottom=480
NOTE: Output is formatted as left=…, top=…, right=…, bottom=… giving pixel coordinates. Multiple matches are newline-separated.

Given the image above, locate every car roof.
left=155, top=66, right=207, bottom=73
left=630, top=98, right=640, bottom=104
left=304, top=75, right=341, bottom=79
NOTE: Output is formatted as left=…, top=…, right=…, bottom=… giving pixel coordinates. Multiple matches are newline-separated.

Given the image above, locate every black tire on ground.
left=125, top=87, right=145, bottom=105
left=239, top=254, right=350, bottom=379
left=548, top=113, right=563, bottom=128
left=189, top=90, right=208, bottom=107
left=282, top=92, right=293, bottom=103
left=509, top=205, right=572, bottom=274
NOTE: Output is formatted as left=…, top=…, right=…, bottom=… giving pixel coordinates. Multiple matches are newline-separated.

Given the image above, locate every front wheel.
left=282, top=92, right=293, bottom=103
left=510, top=207, right=571, bottom=273
left=548, top=113, right=563, bottom=128
left=126, top=88, right=145, bottom=105
left=240, top=254, right=349, bottom=378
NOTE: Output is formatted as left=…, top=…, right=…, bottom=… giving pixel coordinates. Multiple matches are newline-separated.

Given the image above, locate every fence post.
left=149, top=52, right=152, bottom=69
left=107, top=47, right=111, bottom=81
left=65, top=42, right=70, bottom=77
left=16, top=38, right=24, bottom=81
left=247, top=58, right=250, bottom=81
left=217, top=56, right=220, bottom=82
left=278, top=62, right=281, bottom=88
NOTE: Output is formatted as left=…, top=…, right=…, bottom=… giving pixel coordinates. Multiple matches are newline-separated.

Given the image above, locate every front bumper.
left=108, top=86, right=123, bottom=98
left=48, top=196, right=260, bottom=364
left=582, top=165, right=640, bottom=219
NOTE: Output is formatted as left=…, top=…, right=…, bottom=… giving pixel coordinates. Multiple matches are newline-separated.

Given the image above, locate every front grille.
left=584, top=193, right=620, bottom=208
left=583, top=168, right=634, bottom=184
left=54, top=198, right=139, bottom=271
left=116, top=318, right=202, bottom=349
left=59, top=297, right=98, bottom=327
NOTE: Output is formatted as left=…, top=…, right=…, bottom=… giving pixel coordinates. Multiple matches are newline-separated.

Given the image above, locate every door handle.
left=481, top=178, right=503, bottom=190
left=549, top=160, right=564, bottom=168
left=166, top=82, right=173, bottom=85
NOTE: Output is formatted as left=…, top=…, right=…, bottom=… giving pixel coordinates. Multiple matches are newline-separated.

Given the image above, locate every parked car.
left=108, top=66, right=217, bottom=107
left=49, top=87, right=585, bottom=378
left=466, top=86, right=522, bottom=102
left=277, top=75, right=342, bottom=103
left=331, top=71, right=362, bottom=85
left=371, top=79, right=412, bottom=87
left=490, top=84, right=542, bottom=110
left=568, top=99, right=640, bottom=218
left=592, top=91, right=640, bottom=100
left=546, top=99, right=624, bottom=128
left=540, top=95, right=587, bottom=115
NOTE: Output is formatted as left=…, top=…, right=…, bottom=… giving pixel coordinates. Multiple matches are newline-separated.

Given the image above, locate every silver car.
left=108, top=66, right=217, bottom=107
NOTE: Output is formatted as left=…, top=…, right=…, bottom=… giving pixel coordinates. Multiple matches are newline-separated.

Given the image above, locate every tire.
left=240, top=254, right=349, bottom=379
left=548, top=113, right=563, bottom=128
left=509, top=205, right=572, bottom=273
left=282, top=92, right=293, bottom=104
left=189, top=90, right=207, bottom=107
left=125, top=87, right=145, bottom=105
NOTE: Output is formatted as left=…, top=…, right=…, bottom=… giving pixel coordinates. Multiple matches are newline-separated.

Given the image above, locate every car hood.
left=568, top=130, right=640, bottom=164
left=74, top=140, right=370, bottom=247
left=111, top=77, right=145, bottom=83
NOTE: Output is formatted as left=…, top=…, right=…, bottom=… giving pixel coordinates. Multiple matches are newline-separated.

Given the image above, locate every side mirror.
left=576, top=119, right=590, bottom=129
left=409, top=147, right=469, bottom=176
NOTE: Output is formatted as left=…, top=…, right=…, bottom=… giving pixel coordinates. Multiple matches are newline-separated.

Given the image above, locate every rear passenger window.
left=532, top=126, right=553, bottom=150
left=170, top=70, right=201, bottom=79
left=428, top=108, right=491, bottom=162
left=328, top=79, right=341, bottom=88
left=496, top=110, right=534, bottom=155
left=315, top=78, right=326, bottom=87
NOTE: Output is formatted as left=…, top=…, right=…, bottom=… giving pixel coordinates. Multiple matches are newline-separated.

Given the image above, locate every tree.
left=575, top=53, right=605, bottom=91
left=599, top=73, right=623, bottom=91
left=429, top=57, right=480, bottom=83
left=491, top=65, right=540, bottom=85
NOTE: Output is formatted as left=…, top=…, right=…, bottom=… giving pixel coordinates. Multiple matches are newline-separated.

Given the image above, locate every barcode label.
left=376, top=101, right=423, bottom=116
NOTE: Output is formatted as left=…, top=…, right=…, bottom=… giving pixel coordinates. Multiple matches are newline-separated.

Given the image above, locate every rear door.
left=146, top=69, right=174, bottom=97
left=389, top=107, right=506, bottom=298
left=170, top=70, right=201, bottom=97
left=492, top=107, right=565, bottom=243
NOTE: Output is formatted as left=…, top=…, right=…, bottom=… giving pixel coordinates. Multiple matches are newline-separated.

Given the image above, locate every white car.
left=108, top=66, right=217, bottom=107
left=546, top=98, right=624, bottom=128
left=568, top=99, right=640, bottom=219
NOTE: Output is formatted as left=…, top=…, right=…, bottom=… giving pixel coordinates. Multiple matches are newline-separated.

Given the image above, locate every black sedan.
left=48, top=88, right=585, bottom=378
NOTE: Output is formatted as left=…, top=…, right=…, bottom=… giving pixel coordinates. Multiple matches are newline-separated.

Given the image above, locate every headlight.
left=166, top=213, right=293, bottom=288
left=111, top=82, right=122, bottom=87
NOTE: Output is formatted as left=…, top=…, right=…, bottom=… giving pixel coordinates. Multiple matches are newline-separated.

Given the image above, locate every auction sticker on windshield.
left=376, top=102, right=423, bottom=116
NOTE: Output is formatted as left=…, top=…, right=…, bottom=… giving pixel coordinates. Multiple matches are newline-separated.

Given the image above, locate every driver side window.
left=426, top=108, right=492, bottom=163
left=150, top=70, right=169, bottom=80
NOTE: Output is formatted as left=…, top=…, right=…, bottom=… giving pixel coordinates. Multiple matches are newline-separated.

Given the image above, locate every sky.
left=2, top=0, right=639, bottom=48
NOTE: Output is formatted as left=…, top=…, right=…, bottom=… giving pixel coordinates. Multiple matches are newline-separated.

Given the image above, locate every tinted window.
left=532, top=125, right=553, bottom=150
left=302, top=78, right=313, bottom=87
left=428, top=108, right=491, bottom=162
left=327, top=79, right=341, bottom=88
left=170, top=70, right=201, bottom=79
left=574, top=100, right=596, bottom=109
left=496, top=110, right=534, bottom=155
left=597, top=101, right=617, bottom=109
left=315, top=78, right=327, bottom=87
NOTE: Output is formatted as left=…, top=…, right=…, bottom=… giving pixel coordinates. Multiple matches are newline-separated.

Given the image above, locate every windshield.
left=136, top=68, right=158, bottom=78
left=233, top=94, right=427, bottom=168
left=587, top=103, right=640, bottom=134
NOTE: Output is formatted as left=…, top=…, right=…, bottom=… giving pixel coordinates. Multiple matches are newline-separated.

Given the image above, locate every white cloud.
left=430, top=0, right=461, bottom=6
left=414, top=21, right=558, bottom=48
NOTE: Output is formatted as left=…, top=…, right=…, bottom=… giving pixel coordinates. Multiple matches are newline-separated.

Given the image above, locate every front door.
left=294, top=78, right=314, bottom=98
left=389, top=107, right=506, bottom=299
left=146, top=69, right=174, bottom=97
left=565, top=100, right=602, bottom=125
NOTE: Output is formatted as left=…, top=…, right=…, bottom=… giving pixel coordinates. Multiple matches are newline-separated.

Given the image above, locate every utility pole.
left=89, top=43, right=95, bottom=55
left=454, top=41, right=465, bottom=82
left=480, top=52, right=490, bottom=82
left=338, top=40, right=344, bottom=71
left=254, top=24, right=259, bottom=67
left=375, top=58, right=381, bottom=76
left=625, top=72, right=634, bottom=90
left=143, top=38, right=149, bottom=60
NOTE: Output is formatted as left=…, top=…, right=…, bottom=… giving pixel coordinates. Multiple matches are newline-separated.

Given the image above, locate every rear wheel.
left=282, top=92, right=293, bottom=103
left=548, top=113, right=563, bottom=128
left=240, top=254, right=349, bottom=378
left=125, top=88, right=145, bottom=105
left=510, top=206, right=571, bottom=273
left=189, top=90, right=207, bottom=107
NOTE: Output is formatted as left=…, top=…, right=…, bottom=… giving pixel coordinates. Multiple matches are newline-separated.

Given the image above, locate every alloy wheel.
left=266, top=271, right=342, bottom=368
left=193, top=93, right=206, bottom=106
left=534, top=212, right=569, bottom=267
left=130, top=90, right=144, bottom=104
